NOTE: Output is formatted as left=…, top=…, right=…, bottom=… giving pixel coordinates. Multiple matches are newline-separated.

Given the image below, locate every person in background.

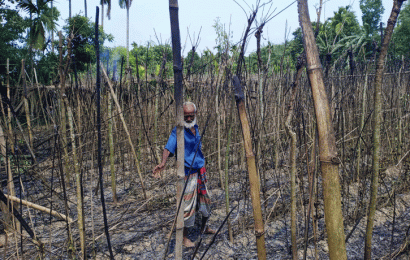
left=153, top=101, right=215, bottom=247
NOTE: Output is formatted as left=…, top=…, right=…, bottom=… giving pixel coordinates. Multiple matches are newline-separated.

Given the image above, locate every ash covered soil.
left=0, top=158, right=409, bottom=260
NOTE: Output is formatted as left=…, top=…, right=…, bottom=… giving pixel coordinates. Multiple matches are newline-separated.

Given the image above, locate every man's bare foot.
left=201, top=226, right=216, bottom=235
left=183, top=236, right=196, bottom=247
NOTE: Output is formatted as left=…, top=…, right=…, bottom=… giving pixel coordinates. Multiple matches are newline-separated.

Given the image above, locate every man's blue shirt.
left=164, top=125, right=205, bottom=170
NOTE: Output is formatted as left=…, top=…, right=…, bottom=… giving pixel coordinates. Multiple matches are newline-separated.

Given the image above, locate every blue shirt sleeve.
left=164, top=127, right=177, bottom=154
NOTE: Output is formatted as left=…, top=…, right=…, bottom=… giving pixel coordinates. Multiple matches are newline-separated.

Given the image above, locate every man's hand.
left=153, top=163, right=166, bottom=178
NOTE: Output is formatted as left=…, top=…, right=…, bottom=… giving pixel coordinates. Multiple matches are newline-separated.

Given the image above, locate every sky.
left=53, top=0, right=395, bottom=55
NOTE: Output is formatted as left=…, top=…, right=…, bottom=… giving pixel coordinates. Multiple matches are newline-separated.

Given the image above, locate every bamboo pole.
left=107, top=96, right=117, bottom=203
left=58, top=32, right=70, bottom=182
left=21, top=60, right=34, bottom=150
left=285, top=61, right=305, bottom=260
left=0, top=123, right=14, bottom=230
left=233, top=76, right=266, bottom=259
left=4, top=194, right=73, bottom=223
left=364, top=1, right=406, bottom=259
left=356, top=72, right=368, bottom=182
left=95, top=8, right=115, bottom=259
left=169, top=0, right=185, bottom=257
left=224, top=100, right=234, bottom=243
left=5, top=59, right=15, bottom=200
left=297, top=1, right=347, bottom=259
left=6, top=59, right=14, bottom=155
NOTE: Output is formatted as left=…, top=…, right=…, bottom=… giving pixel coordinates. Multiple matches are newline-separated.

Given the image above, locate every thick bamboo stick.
left=169, top=0, right=185, bottom=257
left=297, top=1, right=347, bottom=259
left=4, top=194, right=73, bottom=223
left=233, top=75, right=266, bottom=260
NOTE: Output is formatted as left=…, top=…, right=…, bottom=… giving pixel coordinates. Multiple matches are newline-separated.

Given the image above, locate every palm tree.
left=119, top=0, right=132, bottom=68
left=18, top=0, right=58, bottom=51
left=100, top=0, right=111, bottom=28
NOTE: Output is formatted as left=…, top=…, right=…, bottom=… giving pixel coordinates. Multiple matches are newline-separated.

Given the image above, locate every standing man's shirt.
left=164, top=125, right=205, bottom=170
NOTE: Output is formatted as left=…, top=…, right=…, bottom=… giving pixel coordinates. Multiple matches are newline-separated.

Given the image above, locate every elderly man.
left=153, top=101, right=215, bottom=247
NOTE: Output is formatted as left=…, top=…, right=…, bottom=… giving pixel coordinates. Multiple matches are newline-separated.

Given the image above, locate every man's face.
left=184, top=106, right=196, bottom=124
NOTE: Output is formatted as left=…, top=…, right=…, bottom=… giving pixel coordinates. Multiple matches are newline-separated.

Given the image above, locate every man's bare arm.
left=152, top=149, right=171, bottom=178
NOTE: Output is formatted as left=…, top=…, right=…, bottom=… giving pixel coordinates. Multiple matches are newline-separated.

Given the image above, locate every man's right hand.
left=153, top=163, right=165, bottom=178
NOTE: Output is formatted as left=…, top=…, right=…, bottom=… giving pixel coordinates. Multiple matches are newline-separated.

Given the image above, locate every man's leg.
left=198, top=188, right=215, bottom=234
left=200, top=216, right=216, bottom=234
left=183, top=227, right=195, bottom=247
left=183, top=172, right=197, bottom=247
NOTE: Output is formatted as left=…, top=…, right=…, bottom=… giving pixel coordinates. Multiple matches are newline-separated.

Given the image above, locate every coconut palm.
left=119, top=0, right=132, bottom=68
left=100, top=0, right=111, bottom=28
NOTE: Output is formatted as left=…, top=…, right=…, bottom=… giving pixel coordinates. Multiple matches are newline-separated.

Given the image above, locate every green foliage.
left=63, top=15, right=113, bottom=72
left=131, top=42, right=172, bottom=78
left=360, top=0, right=384, bottom=36
left=246, top=42, right=292, bottom=74
left=287, top=6, right=368, bottom=71
left=0, top=7, right=27, bottom=78
left=36, top=52, right=58, bottom=85
left=393, top=2, right=410, bottom=57
left=316, top=6, right=365, bottom=68
left=212, top=17, right=233, bottom=58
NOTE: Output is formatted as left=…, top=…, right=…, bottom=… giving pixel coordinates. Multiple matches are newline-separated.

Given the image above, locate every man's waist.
left=184, top=167, right=202, bottom=174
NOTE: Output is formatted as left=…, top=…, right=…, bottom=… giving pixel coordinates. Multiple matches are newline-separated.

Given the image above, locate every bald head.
left=183, top=101, right=196, bottom=113
left=183, top=102, right=197, bottom=127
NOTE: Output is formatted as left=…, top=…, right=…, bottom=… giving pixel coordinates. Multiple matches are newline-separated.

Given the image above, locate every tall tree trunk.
left=297, top=1, right=347, bottom=259
left=169, top=0, right=185, bottom=258
left=233, top=76, right=266, bottom=260
left=364, top=1, right=406, bottom=259
left=51, top=1, right=54, bottom=53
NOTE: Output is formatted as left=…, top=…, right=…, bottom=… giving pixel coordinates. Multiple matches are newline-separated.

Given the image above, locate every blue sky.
left=54, top=0, right=394, bottom=55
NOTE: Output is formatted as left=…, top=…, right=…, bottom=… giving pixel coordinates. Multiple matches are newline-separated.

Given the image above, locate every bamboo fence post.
left=364, top=1, right=406, bottom=259
left=233, top=75, right=266, bottom=259
left=297, top=0, right=347, bottom=259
